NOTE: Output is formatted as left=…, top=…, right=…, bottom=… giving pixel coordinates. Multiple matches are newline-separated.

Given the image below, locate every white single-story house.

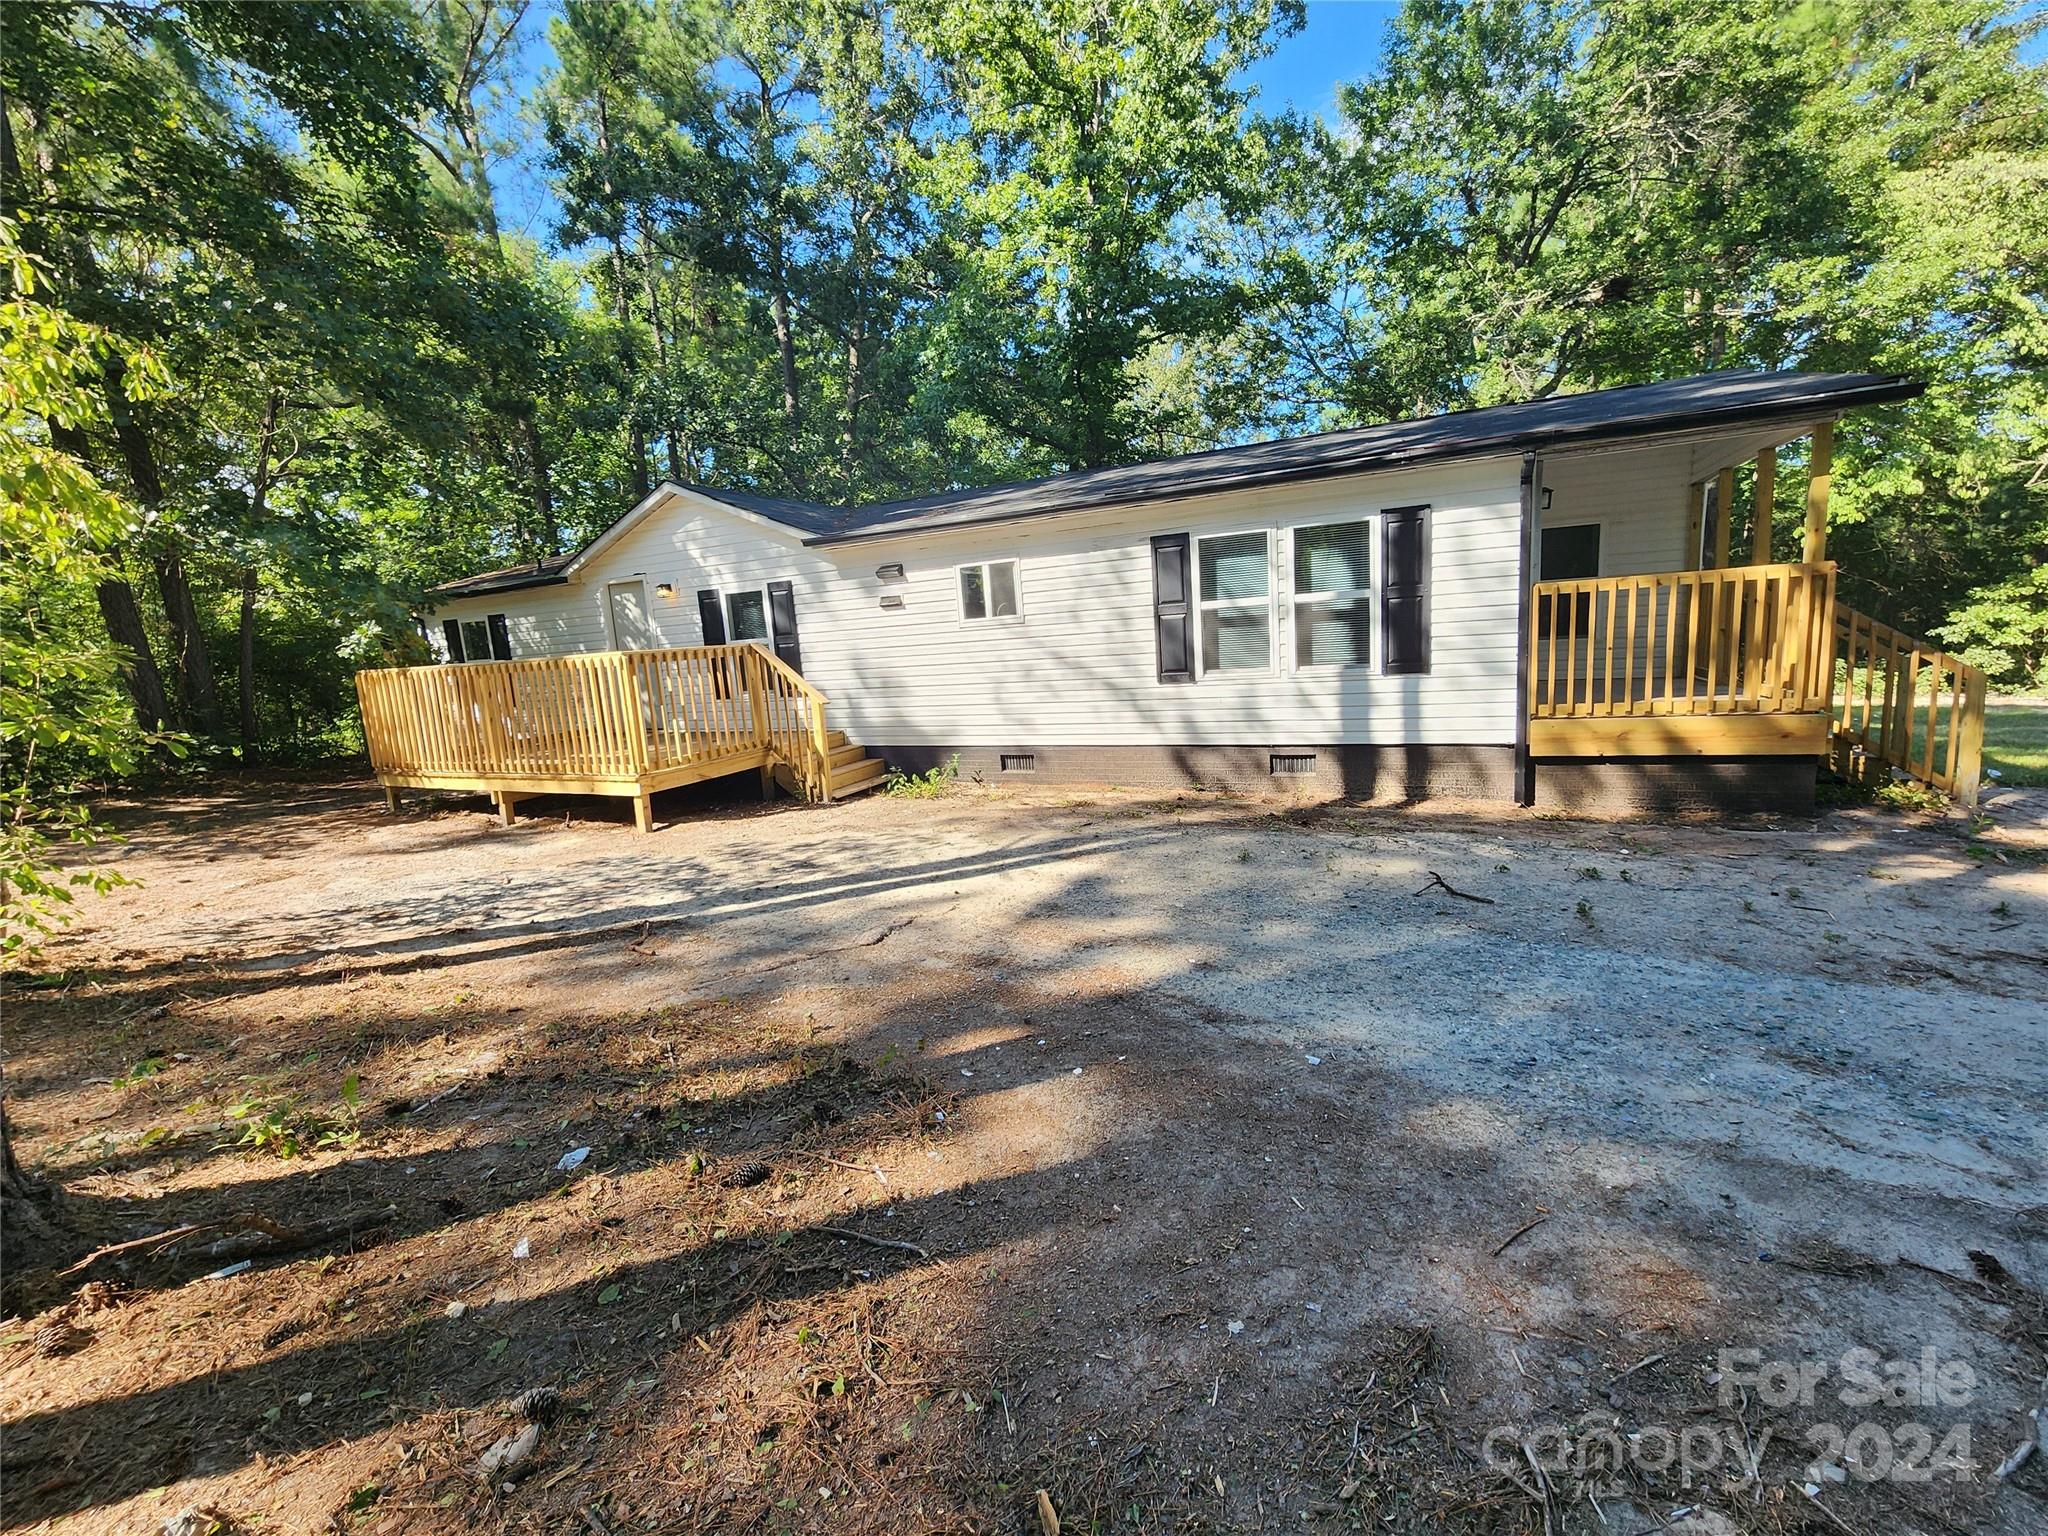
left=370, top=369, right=1986, bottom=826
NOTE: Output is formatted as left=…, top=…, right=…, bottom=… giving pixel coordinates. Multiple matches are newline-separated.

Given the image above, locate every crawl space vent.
left=1269, top=752, right=1318, bottom=777
left=999, top=753, right=1037, bottom=773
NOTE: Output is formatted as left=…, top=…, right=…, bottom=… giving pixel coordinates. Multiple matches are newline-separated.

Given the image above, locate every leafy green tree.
left=904, top=0, right=1301, bottom=471
left=0, top=223, right=178, bottom=955
left=1249, top=0, right=2045, bottom=646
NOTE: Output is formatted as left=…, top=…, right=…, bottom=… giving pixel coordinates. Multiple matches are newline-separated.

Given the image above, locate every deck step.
left=824, top=728, right=849, bottom=750
left=828, top=741, right=866, bottom=769
left=829, top=757, right=889, bottom=796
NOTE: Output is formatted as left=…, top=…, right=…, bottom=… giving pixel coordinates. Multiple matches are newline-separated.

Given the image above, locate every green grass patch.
left=1982, top=697, right=2048, bottom=787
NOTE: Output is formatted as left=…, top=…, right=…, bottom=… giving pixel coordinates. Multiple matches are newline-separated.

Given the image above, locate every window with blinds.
left=1290, top=519, right=1374, bottom=669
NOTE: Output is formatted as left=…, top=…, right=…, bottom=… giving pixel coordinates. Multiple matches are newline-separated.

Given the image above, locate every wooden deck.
left=1527, top=561, right=1986, bottom=804
left=1527, top=561, right=1838, bottom=757
left=355, top=642, right=860, bottom=831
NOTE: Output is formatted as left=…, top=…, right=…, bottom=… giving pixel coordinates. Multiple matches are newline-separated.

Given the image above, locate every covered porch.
left=1529, top=422, right=1988, bottom=805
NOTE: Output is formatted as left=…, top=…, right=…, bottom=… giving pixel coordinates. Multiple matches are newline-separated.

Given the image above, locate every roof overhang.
left=802, top=374, right=1922, bottom=548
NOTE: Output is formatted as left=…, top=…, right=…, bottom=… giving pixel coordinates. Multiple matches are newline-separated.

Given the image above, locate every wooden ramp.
left=355, top=643, right=884, bottom=831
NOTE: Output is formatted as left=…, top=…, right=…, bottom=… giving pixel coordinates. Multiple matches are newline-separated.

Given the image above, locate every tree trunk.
left=45, top=419, right=171, bottom=730
left=0, top=1094, right=60, bottom=1279
left=101, top=359, right=222, bottom=733
left=607, top=233, right=650, bottom=500
left=96, top=576, right=170, bottom=731
left=237, top=565, right=258, bottom=754
left=149, top=545, right=221, bottom=735
left=520, top=411, right=558, bottom=557
left=770, top=255, right=800, bottom=429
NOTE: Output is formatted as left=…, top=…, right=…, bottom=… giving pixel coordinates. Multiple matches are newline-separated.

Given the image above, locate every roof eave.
left=429, top=571, right=571, bottom=600
left=802, top=376, right=1924, bottom=548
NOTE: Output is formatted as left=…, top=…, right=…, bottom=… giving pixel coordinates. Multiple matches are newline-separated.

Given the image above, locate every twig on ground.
left=813, top=1224, right=929, bottom=1259
left=794, top=1150, right=888, bottom=1187
left=1491, top=1215, right=1548, bottom=1258
left=1797, top=1484, right=1857, bottom=1534
left=61, top=1206, right=396, bottom=1275
left=1413, top=871, right=1495, bottom=905
left=1609, top=1352, right=1666, bottom=1386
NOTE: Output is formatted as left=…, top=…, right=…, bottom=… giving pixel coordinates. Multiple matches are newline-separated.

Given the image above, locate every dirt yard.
left=4, top=772, right=2045, bottom=1536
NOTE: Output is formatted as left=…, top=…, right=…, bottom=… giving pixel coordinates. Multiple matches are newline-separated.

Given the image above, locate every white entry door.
left=606, top=580, right=654, bottom=650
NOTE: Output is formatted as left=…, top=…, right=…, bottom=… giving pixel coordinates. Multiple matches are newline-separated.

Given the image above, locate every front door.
left=606, top=580, right=654, bottom=650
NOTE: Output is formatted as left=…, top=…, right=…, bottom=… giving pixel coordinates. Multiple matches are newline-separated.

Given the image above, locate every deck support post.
left=383, top=784, right=400, bottom=814
left=1803, top=421, right=1832, bottom=564
left=494, top=791, right=520, bottom=828
left=632, top=791, right=655, bottom=834
left=760, top=763, right=778, bottom=801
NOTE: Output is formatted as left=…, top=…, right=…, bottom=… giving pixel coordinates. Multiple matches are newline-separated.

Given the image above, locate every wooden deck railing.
left=1529, top=561, right=1837, bottom=718
left=355, top=642, right=835, bottom=805
left=1832, top=607, right=1987, bottom=807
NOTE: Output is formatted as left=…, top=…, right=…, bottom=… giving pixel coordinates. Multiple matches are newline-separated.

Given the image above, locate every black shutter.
left=696, top=589, right=727, bottom=645
left=1382, top=504, right=1430, bottom=675
left=766, top=580, right=802, bottom=674
left=441, top=618, right=464, bottom=664
left=486, top=613, right=512, bottom=660
left=1150, top=533, right=1194, bottom=683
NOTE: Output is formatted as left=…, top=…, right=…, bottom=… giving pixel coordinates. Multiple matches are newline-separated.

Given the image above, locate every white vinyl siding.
left=430, top=461, right=1536, bottom=747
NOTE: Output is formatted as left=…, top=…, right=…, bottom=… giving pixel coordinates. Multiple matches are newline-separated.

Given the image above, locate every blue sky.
left=1246, top=0, right=1399, bottom=118
left=490, top=1, right=1398, bottom=250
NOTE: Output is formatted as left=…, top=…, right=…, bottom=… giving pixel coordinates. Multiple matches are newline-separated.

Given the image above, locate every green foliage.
left=0, top=225, right=184, bottom=956
left=1936, top=568, right=2048, bottom=689
left=225, top=1072, right=362, bottom=1160
left=881, top=754, right=959, bottom=799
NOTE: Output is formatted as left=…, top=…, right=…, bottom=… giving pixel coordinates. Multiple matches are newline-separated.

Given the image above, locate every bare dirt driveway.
left=4, top=775, right=2045, bottom=1536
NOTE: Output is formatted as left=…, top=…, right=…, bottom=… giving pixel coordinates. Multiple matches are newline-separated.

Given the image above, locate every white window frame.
left=724, top=585, right=772, bottom=644
left=1193, top=527, right=1278, bottom=679
left=955, top=559, right=1024, bottom=625
left=458, top=616, right=494, bottom=665
left=1286, top=516, right=1380, bottom=676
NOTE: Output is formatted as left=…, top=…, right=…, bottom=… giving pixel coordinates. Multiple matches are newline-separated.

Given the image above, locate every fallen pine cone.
left=34, top=1320, right=90, bottom=1358
left=721, top=1160, right=771, bottom=1189
left=512, top=1385, right=562, bottom=1424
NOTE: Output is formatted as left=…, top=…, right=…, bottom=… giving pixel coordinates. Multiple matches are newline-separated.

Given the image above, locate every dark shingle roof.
left=807, top=370, right=1922, bottom=545
left=429, top=554, right=573, bottom=598
left=430, top=369, right=1920, bottom=594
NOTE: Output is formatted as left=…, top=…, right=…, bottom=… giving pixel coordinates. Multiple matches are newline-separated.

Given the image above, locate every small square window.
left=959, top=560, right=1021, bottom=622
left=726, top=590, right=768, bottom=641
left=460, top=619, right=490, bottom=664
left=1540, top=523, right=1601, bottom=582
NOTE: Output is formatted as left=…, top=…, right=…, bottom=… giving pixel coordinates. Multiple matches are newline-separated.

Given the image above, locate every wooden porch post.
left=1955, top=669, right=1987, bottom=810
left=1751, top=448, right=1775, bottom=564
left=1711, top=467, right=1735, bottom=568
left=1803, top=422, right=1832, bottom=564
